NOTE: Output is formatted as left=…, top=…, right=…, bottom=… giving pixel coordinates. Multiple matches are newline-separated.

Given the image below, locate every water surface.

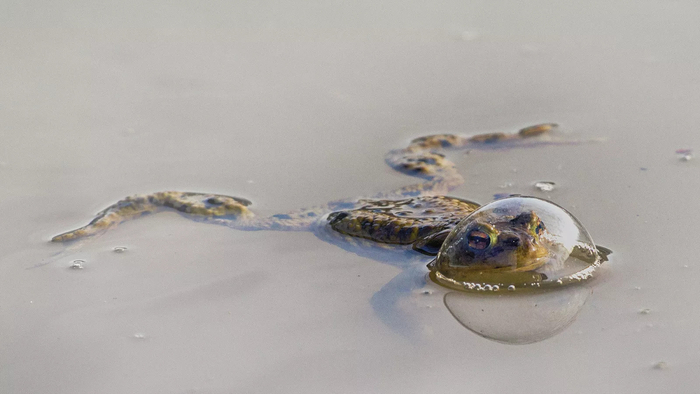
left=1, top=1, right=699, bottom=393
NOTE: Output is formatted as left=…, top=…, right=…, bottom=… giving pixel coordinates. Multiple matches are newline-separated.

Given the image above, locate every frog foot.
left=51, top=191, right=254, bottom=242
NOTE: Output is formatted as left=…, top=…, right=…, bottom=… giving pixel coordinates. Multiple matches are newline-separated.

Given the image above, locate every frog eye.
left=205, top=197, right=223, bottom=206
left=467, top=229, right=492, bottom=250
left=534, top=221, right=545, bottom=235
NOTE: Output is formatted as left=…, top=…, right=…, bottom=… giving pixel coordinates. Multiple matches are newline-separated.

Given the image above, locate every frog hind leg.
left=219, top=204, right=329, bottom=232
left=51, top=191, right=254, bottom=242
left=381, top=124, right=564, bottom=200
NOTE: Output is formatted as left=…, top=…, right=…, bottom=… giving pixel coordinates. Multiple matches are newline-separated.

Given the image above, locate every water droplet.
left=70, top=259, right=85, bottom=269
left=507, top=285, right=516, bottom=291
left=133, top=333, right=146, bottom=339
left=653, top=361, right=668, bottom=370
left=534, top=181, right=556, bottom=192
left=113, top=246, right=127, bottom=253
left=639, top=308, right=651, bottom=315
left=499, top=182, right=514, bottom=189
left=421, top=290, right=433, bottom=295
left=676, top=149, right=693, bottom=161
left=634, top=286, right=642, bottom=290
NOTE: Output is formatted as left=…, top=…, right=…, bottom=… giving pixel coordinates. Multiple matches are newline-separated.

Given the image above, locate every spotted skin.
left=52, top=124, right=563, bottom=248
left=327, top=196, right=479, bottom=245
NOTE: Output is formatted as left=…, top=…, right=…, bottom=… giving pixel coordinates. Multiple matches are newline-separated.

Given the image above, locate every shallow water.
left=2, top=1, right=700, bottom=393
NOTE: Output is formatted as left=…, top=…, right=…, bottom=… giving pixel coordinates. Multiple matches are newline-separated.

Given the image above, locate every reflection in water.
left=443, top=283, right=592, bottom=344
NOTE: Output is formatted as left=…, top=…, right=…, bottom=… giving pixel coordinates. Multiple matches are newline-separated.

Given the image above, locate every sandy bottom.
left=1, top=1, right=699, bottom=393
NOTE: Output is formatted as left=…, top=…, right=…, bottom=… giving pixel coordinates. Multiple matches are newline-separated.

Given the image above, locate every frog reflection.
left=443, top=282, right=593, bottom=344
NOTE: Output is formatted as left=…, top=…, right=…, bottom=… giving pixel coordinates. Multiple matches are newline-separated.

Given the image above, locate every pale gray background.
left=1, top=1, right=699, bottom=393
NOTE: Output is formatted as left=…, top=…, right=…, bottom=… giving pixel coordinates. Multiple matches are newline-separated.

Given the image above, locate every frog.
left=51, top=123, right=609, bottom=289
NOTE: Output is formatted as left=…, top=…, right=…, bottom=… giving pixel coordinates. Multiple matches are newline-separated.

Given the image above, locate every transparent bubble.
left=69, top=259, right=85, bottom=269
left=113, top=246, right=127, bottom=253
left=428, top=196, right=604, bottom=292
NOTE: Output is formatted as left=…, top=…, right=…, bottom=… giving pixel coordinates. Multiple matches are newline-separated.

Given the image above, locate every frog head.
left=438, top=211, right=550, bottom=273
left=424, top=196, right=608, bottom=291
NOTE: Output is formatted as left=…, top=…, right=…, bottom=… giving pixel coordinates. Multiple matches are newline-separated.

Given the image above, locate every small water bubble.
left=639, top=308, right=651, bottom=315
left=483, top=284, right=493, bottom=291
left=133, top=333, right=146, bottom=339
left=70, top=259, right=85, bottom=269
left=492, top=285, right=499, bottom=291
left=676, top=149, right=693, bottom=161
left=653, top=361, right=668, bottom=370
left=507, top=285, right=516, bottom=291
left=421, top=290, right=433, bottom=295
left=113, top=246, right=127, bottom=253
left=499, top=182, right=514, bottom=189
left=534, top=181, right=556, bottom=192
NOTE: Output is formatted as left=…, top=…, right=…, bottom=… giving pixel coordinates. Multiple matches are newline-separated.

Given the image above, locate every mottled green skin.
left=327, top=196, right=479, bottom=245
left=52, top=124, right=561, bottom=254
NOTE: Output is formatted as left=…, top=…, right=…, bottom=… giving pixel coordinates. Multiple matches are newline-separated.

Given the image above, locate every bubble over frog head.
left=429, top=197, right=605, bottom=292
